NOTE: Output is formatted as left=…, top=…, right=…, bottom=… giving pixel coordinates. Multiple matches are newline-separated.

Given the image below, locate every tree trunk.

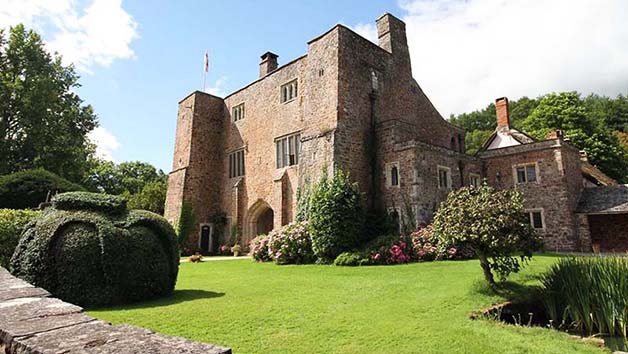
left=478, top=253, right=495, bottom=285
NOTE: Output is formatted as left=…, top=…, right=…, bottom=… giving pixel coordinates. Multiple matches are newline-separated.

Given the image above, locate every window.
left=438, top=166, right=452, bottom=190
left=280, top=80, right=298, bottom=103
left=232, top=103, right=244, bottom=122
left=275, top=132, right=300, bottom=168
left=388, top=207, right=401, bottom=234
left=391, top=166, right=399, bottom=186
left=524, top=210, right=544, bottom=230
left=371, top=70, right=379, bottom=92
left=469, top=173, right=481, bottom=187
left=228, top=149, right=245, bottom=178
left=386, top=162, right=400, bottom=188
left=515, top=163, right=538, bottom=184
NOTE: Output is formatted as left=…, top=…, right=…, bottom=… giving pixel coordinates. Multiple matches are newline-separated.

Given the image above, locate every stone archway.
left=245, top=199, right=275, bottom=244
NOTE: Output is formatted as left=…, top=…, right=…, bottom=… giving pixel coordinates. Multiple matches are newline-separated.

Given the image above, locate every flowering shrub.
left=249, top=234, right=272, bottom=262
left=249, top=221, right=314, bottom=265
left=219, top=244, right=231, bottom=256
left=268, top=221, right=314, bottom=264
left=363, top=235, right=412, bottom=265
left=411, top=225, right=474, bottom=261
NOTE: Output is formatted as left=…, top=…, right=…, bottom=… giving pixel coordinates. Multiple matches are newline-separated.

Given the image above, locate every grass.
left=89, top=256, right=608, bottom=354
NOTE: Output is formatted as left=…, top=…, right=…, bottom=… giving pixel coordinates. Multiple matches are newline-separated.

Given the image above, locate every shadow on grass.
left=472, top=279, right=542, bottom=304
left=88, top=289, right=225, bottom=311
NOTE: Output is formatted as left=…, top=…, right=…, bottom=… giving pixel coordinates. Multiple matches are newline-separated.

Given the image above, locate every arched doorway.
left=245, top=199, right=275, bottom=244
left=257, top=208, right=274, bottom=236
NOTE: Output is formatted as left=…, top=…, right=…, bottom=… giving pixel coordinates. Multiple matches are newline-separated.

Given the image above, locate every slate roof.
left=577, top=185, right=628, bottom=214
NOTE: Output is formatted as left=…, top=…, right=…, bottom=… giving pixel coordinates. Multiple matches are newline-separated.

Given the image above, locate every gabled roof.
left=581, top=159, right=617, bottom=186
left=577, top=185, right=628, bottom=214
left=479, top=127, right=536, bottom=152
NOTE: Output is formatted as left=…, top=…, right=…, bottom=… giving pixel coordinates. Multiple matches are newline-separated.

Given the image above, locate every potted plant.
left=231, top=244, right=242, bottom=257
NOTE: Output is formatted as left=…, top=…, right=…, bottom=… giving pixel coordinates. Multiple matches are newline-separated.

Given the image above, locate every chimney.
left=259, top=52, right=278, bottom=78
left=546, top=129, right=563, bottom=140
left=376, top=13, right=408, bottom=57
left=495, top=97, right=510, bottom=129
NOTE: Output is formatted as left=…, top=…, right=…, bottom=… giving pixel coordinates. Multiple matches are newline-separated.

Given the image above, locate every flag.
left=204, top=50, right=209, bottom=73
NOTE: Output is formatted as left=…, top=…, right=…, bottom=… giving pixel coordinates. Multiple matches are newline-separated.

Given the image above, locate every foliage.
left=126, top=179, right=167, bottom=215
left=249, top=234, right=272, bottom=262
left=0, top=169, right=85, bottom=209
left=0, top=209, right=40, bottom=268
left=0, top=25, right=98, bottom=182
left=410, top=225, right=475, bottom=261
left=83, top=159, right=167, bottom=195
left=360, top=234, right=411, bottom=265
left=541, top=256, right=628, bottom=339
left=333, top=251, right=372, bottom=266
left=176, top=202, right=195, bottom=250
left=433, top=184, right=542, bottom=284
left=295, top=178, right=311, bottom=222
left=10, top=192, right=179, bottom=307
left=308, top=169, right=364, bottom=263
left=267, top=221, right=314, bottom=265
left=89, top=256, right=605, bottom=354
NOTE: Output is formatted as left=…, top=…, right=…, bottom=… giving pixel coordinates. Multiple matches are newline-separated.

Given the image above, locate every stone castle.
left=165, top=13, right=628, bottom=254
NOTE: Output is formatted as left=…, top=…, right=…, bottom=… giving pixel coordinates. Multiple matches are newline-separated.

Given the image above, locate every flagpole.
left=203, top=49, right=209, bottom=92
left=203, top=71, right=206, bottom=92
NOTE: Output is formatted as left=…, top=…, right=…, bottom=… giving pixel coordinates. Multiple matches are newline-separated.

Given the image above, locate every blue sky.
left=2, top=0, right=628, bottom=172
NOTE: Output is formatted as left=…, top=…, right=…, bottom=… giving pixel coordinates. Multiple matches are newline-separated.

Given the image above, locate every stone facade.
left=166, top=13, right=618, bottom=253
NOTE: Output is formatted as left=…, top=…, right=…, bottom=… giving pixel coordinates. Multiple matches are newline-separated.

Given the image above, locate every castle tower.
left=164, top=91, right=225, bottom=252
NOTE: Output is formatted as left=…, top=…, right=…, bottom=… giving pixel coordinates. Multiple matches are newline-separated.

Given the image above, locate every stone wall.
left=588, top=214, right=628, bottom=252
left=0, top=267, right=230, bottom=354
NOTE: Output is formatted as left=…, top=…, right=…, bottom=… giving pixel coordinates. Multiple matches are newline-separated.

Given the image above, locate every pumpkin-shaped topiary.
left=10, top=192, right=179, bottom=307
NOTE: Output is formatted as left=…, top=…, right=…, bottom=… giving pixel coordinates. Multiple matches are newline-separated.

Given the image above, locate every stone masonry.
left=0, top=267, right=231, bottom=354
left=165, top=12, right=620, bottom=253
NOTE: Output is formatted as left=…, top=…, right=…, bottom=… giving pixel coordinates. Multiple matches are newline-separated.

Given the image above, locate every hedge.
left=0, top=169, right=85, bottom=209
left=0, top=209, right=40, bottom=268
left=10, top=192, right=179, bottom=307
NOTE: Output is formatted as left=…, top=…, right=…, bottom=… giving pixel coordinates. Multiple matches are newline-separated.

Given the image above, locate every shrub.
left=542, top=256, right=628, bottom=339
left=249, top=234, right=272, bottom=262
left=362, top=234, right=411, bottom=265
left=268, top=221, right=314, bottom=265
left=10, top=192, right=179, bottom=307
left=334, top=252, right=371, bottom=266
left=433, top=185, right=542, bottom=285
left=176, top=202, right=196, bottom=250
left=308, top=169, right=364, bottom=263
left=410, top=225, right=475, bottom=261
left=0, top=169, right=85, bottom=209
left=0, top=209, right=40, bottom=268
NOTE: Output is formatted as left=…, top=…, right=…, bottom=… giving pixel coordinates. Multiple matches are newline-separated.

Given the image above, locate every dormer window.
left=281, top=80, right=298, bottom=103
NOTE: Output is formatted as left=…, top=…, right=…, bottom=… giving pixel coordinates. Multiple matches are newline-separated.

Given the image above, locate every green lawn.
left=89, top=256, right=608, bottom=354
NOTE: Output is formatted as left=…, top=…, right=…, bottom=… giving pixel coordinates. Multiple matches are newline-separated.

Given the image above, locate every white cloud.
left=0, top=0, right=139, bottom=73
left=88, top=126, right=120, bottom=161
left=352, top=22, right=378, bottom=43
left=205, top=76, right=228, bottom=97
left=395, top=0, right=628, bottom=117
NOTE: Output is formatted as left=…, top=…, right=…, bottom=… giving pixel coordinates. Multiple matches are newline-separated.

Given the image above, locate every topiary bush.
left=0, top=209, right=40, bottom=268
left=10, top=192, right=179, bottom=307
left=308, top=169, right=364, bottom=263
left=0, top=169, right=85, bottom=209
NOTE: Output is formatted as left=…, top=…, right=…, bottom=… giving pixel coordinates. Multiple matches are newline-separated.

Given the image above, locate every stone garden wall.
left=0, top=267, right=231, bottom=354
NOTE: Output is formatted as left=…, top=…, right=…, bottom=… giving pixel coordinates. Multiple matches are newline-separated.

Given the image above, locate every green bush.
left=542, top=256, right=628, bottom=339
left=308, top=169, right=364, bottom=263
left=0, top=169, right=85, bottom=209
left=10, top=192, right=179, bottom=307
left=433, top=184, right=542, bottom=285
left=0, top=209, right=40, bottom=268
left=333, top=251, right=371, bottom=266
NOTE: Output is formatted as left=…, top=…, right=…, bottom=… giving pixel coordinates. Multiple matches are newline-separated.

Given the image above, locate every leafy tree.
left=465, top=130, right=493, bottom=155
left=84, top=159, right=166, bottom=195
left=433, top=185, right=542, bottom=285
left=126, top=180, right=168, bottom=215
left=0, top=169, right=85, bottom=209
left=308, top=169, right=364, bottom=263
left=449, top=104, right=496, bottom=132
left=0, top=25, right=97, bottom=182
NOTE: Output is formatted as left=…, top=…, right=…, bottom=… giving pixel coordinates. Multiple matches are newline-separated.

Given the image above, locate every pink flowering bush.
left=249, top=221, right=314, bottom=265
left=411, top=225, right=474, bottom=261
left=219, top=244, right=231, bottom=256
left=363, top=235, right=412, bottom=265
left=249, top=235, right=272, bottom=262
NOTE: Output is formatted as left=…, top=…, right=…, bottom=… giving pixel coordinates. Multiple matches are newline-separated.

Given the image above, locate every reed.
left=541, top=256, right=628, bottom=339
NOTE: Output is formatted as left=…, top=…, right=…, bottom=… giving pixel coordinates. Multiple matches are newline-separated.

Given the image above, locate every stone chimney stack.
left=376, top=13, right=408, bottom=57
left=495, top=97, right=510, bottom=129
left=259, top=52, right=278, bottom=78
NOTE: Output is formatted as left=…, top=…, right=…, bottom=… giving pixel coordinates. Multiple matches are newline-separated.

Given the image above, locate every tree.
left=433, top=185, right=542, bottom=285
left=83, top=159, right=166, bottom=195
left=307, top=169, right=364, bottom=263
left=0, top=25, right=97, bottom=182
left=126, top=180, right=168, bottom=215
